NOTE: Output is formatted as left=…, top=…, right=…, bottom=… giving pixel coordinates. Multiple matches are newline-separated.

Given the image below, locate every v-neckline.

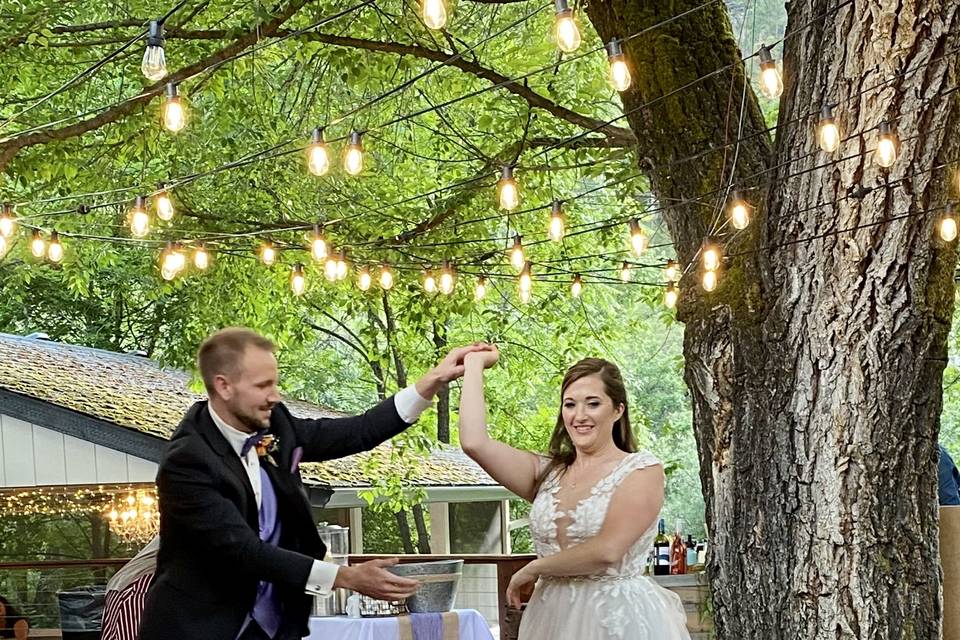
left=553, top=452, right=635, bottom=515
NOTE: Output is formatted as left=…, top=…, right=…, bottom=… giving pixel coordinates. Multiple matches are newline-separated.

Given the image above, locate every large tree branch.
left=0, top=0, right=311, bottom=172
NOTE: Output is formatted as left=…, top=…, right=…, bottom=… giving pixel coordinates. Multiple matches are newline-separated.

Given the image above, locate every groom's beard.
left=234, top=404, right=273, bottom=431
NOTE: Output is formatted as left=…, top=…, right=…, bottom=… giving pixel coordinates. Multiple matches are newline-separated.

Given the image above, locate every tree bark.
left=412, top=503, right=432, bottom=554
left=395, top=509, right=417, bottom=554
left=586, top=0, right=960, bottom=637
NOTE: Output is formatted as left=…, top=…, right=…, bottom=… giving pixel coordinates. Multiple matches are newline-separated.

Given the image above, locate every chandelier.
left=104, top=489, right=159, bottom=544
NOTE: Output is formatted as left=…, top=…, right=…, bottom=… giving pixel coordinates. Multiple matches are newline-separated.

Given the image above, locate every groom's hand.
left=416, top=343, right=494, bottom=398
left=334, top=558, right=419, bottom=601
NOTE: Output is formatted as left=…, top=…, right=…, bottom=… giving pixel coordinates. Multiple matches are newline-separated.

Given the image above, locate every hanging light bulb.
left=570, top=274, right=583, bottom=298
left=47, top=230, right=63, bottom=263
left=336, top=250, right=348, bottom=280
left=875, top=121, right=899, bottom=168
left=940, top=204, right=958, bottom=242
left=163, top=83, right=185, bottom=132
left=498, top=166, right=519, bottom=210
left=379, top=264, right=394, bottom=290
left=728, top=191, right=751, bottom=230
left=548, top=200, right=565, bottom=241
left=702, top=242, right=721, bottom=272
left=0, top=203, right=15, bottom=238
left=0, top=235, right=7, bottom=259
left=422, top=0, right=447, bottom=30
left=307, top=128, right=330, bottom=176
left=510, top=235, right=525, bottom=271
left=260, top=241, right=276, bottom=266
left=31, top=230, right=45, bottom=259
left=620, top=261, right=631, bottom=282
left=817, top=105, right=840, bottom=153
left=664, top=259, right=679, bottom=282
left=475, top=276, right=487, bottom=301
left=155, top=184, right=174, bottom=221
left=161, top=242, right=185, bottom=280
left=310, top=224, right=328, bottom=262
left=291, top=263, right=306, bottom=296
left=606, top=39, right=631, bottom=92
left=664, top=281, right=679, bottom=308
left=519, top=261, right=533, bottom=298
left=423, top=269, right=437, bottom=293
left=439, top=261, right=456, bottom=294
left=358, top=266, right=372, bottom=291
left=628, top=219, right=647, bottom=256
left=343, top=131, right=364, bottom=175
left=324, top=253, right=338, bottom=281
left=554, top=0, right=581, bottom=53
left=702, top=270, right=718, bottom=292
left=758, top=45, right=783, bottom=99
left=141, top=20, right=167, bottom=82
left=193, top=243, right=210, bottom=270
left=130, top=196, right=150, bottom=237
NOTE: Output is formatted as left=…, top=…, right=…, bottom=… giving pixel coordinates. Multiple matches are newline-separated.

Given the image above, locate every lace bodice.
left=529, top=450, right=662, bottom=576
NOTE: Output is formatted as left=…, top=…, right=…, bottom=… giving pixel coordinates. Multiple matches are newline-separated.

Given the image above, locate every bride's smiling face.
left=561, top=374, right=624, bottom=452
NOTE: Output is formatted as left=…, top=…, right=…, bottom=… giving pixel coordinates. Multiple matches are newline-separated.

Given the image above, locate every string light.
left=358, top=266, right=372, bottom=291
left=423, top=269, right=437, bottom=293
left=343, top=131, right=364, bottom=175
left=193, top=243, right=210, bottom=270
left=620, top=261, right=631, bottom=282
left=510, top=235, right=526, bottom=271
left=422, top=0, right=447, bottom=30
left=728, top=190, right=751, bottom=230
left=702, top=241, right=722, bottom=272
left=664, top=260, right=679, bottom=282
left=325, top=253, right=338, bottom=281
left=47, top=230, right=63, bottom=263
left=817, top=106, right=840, bottom=153
left=310, top=225, right=329, bottom=262
left=163, top=83, right=185, bottom=132
left=702, top=270, right=718, bottom=292
left=439, top=260, right=456, bottom=294
left=307, top=128, right=330, bottom=176
left=664, top=281, right=678, bottom=308
left=141, top=20, right=167, bottom=82
left=570, top=273, right=583, bottom=298
left=758, top=45, right=783, bottom=99
left=628, top=219, right=647, bottom=256
left=606, top=39, right=631, bottom=92
left=31, top=230, right=45, bottom=258
left=291, top=263, right=306, bottom=295
left=475, top=276, right=487, bottom=300
left=105, top=489, right=159, bottom=544
left=940, top=203, right=958, bottom=242
left=548, top=200, right=565, bottom=241
left=518, top=261, right=533, bottom=303
left=129, top=196, right=149, bottom=237
left=155, top=184, right=174, bottom=221
left=160, top=241, right=186, bottom=281
left=260, top=240, right=276, bottom=266
left=379, top=264, right=394, bottom=290
left=875, top=121, right=899, bottom=168
left=336, top=250, right=349, bottom=280
left=0, top=203, right=15, bottom=238
left=498, top=166, right=519, bottom=210
left=553, top=0, right=581, bottom=53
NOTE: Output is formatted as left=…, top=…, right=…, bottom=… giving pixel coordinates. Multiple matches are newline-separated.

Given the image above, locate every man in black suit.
left=138, top=327, right=487, bottom=640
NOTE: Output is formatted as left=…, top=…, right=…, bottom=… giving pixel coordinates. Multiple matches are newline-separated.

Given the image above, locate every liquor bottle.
left=669, top=521, right=687, bottom=575
left=686, top=534, right=697, bottom=568
left=653, top=518, right=670, bottom=575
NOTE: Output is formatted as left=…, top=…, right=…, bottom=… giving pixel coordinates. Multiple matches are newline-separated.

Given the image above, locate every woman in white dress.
left=459, top=348, right=690, bottom=640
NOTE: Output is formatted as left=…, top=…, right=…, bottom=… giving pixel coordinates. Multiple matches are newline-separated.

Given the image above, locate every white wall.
left=0, top=413, right=157, bottom=487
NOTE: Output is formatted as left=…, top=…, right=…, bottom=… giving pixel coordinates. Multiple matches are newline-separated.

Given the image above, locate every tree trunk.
left=412, top=503, right=432, bottom=554
left=395, top=509, right=417, bottom=554
left=586, top=0, right=960, bottom=637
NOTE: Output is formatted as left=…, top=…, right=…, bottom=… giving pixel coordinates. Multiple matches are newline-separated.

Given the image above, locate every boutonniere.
left=256, top=435, right=280, bottom=467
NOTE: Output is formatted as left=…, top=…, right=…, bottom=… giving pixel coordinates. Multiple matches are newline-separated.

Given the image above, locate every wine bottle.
left=653, top=518, right=670, bottom=575
left=669, top=521, right=686, bottom=575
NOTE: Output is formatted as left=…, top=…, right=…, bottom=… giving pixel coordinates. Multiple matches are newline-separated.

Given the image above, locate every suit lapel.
left=192, top=403, right=258, bottom=522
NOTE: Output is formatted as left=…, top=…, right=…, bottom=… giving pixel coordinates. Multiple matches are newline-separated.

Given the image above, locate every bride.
left=458, top=347, right=690, bottom=640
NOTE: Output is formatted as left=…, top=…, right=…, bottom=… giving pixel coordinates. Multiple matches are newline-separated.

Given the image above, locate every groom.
left=138, top=327, right=486, bottom=640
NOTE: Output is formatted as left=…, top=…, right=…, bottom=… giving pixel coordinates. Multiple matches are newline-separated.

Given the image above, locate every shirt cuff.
left=304, top=561, right=340, bottom=596
left=394, top=385, right=432, bottom=424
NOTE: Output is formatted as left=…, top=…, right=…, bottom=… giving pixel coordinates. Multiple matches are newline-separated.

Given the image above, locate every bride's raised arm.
left=458, top=346, right=543, bottom=502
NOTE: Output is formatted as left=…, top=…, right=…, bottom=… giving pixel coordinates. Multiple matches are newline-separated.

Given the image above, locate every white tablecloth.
left=307, top=609, right=494, bottom=640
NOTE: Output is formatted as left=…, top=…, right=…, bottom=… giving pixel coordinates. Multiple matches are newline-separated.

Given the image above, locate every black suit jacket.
left=138, top=396, right=408, bottom=640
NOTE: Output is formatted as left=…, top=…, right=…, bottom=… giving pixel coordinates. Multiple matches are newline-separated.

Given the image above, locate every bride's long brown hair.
left=536, top=358, right=637, bottom=491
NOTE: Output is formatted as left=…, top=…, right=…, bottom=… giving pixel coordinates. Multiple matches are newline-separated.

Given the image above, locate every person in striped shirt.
left=101, top=536, right=159, bottom=640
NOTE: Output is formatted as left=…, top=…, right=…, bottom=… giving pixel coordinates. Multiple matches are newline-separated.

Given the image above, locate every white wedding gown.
left=519, top=451, right=692, bottom=640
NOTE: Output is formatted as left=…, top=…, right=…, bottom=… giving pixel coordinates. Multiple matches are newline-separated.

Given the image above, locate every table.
left=307, top=609, right=494, bottom=640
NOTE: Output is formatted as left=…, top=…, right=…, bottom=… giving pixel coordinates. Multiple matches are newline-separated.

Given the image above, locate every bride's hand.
left=464, top=344, right=499, bottom=370
left=505, top=564, right=537, bottom=609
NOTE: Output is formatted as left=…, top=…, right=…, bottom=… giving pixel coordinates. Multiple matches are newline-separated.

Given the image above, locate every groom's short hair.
left=197, top=327, right=275, bottom=394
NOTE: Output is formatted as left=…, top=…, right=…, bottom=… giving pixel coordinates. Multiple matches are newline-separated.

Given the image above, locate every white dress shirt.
left=209, top=385, right=431, bottom=596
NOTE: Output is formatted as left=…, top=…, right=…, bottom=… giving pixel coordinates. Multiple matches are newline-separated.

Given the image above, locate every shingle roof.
left=0, top=333, right=497, bottom=488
